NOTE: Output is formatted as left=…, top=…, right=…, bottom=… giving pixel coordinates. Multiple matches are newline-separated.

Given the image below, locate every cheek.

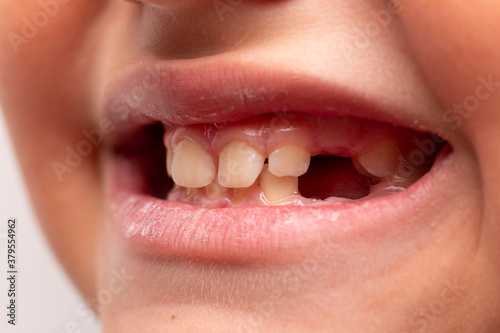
left=396, top=0, right=500, bottom=135
left=0, top=0, right=110, bottom=298
left=397, top=0, right=500, bottom=256
left=0, top=0, right=107, bottom=112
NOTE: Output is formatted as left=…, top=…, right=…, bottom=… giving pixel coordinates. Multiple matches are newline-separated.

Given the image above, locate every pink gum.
left=163, top=114, right=426, bottom=164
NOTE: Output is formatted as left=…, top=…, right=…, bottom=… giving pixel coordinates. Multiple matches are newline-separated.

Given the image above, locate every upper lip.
left=102, top=56, right=443, bottom=135
left=101, top=56, right=455, bottom=263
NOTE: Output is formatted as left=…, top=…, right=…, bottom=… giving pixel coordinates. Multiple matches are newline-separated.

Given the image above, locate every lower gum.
left=166, top=181, right=408, bottom=208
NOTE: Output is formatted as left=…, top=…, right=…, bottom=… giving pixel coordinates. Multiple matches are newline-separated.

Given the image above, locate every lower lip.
left=105, top=146, right=454, bottom=263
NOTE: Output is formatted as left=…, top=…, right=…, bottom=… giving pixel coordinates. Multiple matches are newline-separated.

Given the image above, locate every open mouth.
left=116, top=114, right=445, bottom=208
left=102, top=61, right=454, bottom=262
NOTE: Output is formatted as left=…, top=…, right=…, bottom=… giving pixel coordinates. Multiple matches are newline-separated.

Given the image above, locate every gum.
left=164, top=114, right=428, bottom=163
left=166, top=178, right=408, bottom=208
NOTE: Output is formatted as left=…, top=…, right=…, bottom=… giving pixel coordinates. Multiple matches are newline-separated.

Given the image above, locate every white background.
left=0, top=110, right=101, bottom=333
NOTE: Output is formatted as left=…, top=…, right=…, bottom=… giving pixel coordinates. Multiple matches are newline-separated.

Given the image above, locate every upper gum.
left=163, top=114, right=418, bottom=159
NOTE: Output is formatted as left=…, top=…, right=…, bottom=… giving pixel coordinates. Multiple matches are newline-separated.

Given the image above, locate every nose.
left=127, top=0, right=367, bottom=60
left=125, top=0, right=416, bottom=102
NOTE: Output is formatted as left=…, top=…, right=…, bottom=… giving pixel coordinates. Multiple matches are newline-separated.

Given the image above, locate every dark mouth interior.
left=114, top=121, right=447, bottom=202
left=299, top=156, right=374, bottom=200
left=115, top=122, right=172, bottom=198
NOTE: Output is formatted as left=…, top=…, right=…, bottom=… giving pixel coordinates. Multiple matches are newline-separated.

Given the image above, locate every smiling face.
left=1, top=0, right=500, bottom=332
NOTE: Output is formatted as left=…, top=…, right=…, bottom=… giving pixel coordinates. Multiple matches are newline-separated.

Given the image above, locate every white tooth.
left=354, top=141, right=401, bottom=178
left=171, top=139, right=216, bottom=188
left=185, top=187, right=195, bottom=197
left=204, top=178, right=226, bottom=201
left=166, top=149, right=174, bottom=177
left=260, top=166, right=299, bottom=203
left=269, top=144, right=311, bottom=177
left=232, top=178, right=259, bottom=205
left=218, top=140, right=265, bottom=188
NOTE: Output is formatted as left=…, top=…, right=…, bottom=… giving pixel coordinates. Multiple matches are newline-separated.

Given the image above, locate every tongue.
left=298, top=155, right=373, bottom=200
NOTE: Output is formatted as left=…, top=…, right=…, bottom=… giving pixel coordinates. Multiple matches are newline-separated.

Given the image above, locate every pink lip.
left=102, top=57, right=438, bottom=138
left=102, top=58, right=455, bottom=263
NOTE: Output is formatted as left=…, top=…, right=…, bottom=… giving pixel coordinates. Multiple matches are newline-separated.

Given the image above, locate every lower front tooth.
left=260, top=166, right=299, bottom=203
left=204, top=178, right=226, bottom=201
left=232, top=183, right=257, bottom=205
left=171, top=139, right=216, bottom=188
left=218, top=140, right=265, bottom=188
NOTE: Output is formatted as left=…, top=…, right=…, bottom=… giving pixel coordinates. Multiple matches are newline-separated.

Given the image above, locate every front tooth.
left=354, top=141, right=401, bottom=178
left=269, top=144, right=311, bottom=177
left=171, top=139, right=216, bottom=188
left=232, top=177, right=259, bottom=205
left=233, top=185, right=255, bottom=205
left=218, top=140, right=265, bottom=188
left=260, top=167, right=299, bottom=203
left=204, top=178, right=226, bottom=201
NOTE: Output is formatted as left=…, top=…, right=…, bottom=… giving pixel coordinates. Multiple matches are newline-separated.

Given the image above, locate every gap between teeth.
left=166, top=138, right=407, bottom=204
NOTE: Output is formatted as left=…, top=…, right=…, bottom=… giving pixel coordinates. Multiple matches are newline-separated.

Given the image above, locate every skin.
left=1, top=0, right=499, bottom=331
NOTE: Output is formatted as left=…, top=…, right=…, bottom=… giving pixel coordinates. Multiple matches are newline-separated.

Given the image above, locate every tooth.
left=185, top=187, right=195, bottom=197
left=166, top=149, right=174, bottom=177
left=218, top=140, right=265, bottom=188
left=269, top=144, right=311, bottom=177
left=204, top=178, right=226, bottom=201
left=354, top=141, right=401, bottom=178
left=171, top=139, right=216, bottom=188
left=260, top=166, right=299, bottom=203
left=232, top=178, right=259, bottom=205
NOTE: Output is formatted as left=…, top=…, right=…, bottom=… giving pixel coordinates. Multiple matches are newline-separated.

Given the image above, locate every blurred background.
left=0, top=110, right=101, bottom=333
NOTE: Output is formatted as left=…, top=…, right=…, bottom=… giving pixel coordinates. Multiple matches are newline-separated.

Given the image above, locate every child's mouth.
left=101, top=60, right=455, bottom=262
left=121, top=114, right=444, bottom=209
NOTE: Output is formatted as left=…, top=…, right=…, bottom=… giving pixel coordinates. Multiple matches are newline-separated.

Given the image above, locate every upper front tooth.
left=269, top=144, right=311, bottom=177
left=354, top=141, right=401, bottom=178
left=218, top=140, right=265, bottom=188
left=171, top=139, right=216, bottom=188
